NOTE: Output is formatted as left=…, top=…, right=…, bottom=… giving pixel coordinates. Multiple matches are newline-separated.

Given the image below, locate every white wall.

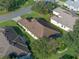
left=64, top=3, right=79, bottom=11
left=18, top=23, right=38, bottom=40
left=53, top=11, right=59, bottom=16
left=50, top=19, right=72, bottom=31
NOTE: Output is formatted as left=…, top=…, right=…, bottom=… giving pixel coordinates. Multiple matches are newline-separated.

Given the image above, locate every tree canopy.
left=0, top=0, right=27, bottom=11
left=60, top=54, right=77, bottom=59
left=30, top=38, right=59, bottom=59
left=32, top=1, right=58, bottom=14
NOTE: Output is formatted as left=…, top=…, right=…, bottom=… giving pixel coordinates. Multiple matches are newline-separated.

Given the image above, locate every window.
left=61, top=25, right=65, bottom=28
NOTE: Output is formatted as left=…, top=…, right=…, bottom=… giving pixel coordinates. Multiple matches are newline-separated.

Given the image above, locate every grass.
left=22, top=11, right=51, bottom=22
left=0, top=20, right=18, bottom=27
left=0, top=9, right=8, bottom=15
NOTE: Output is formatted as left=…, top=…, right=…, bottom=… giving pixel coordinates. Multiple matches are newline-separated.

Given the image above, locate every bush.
left=57, top=43, right=67, bottom=51
left=60, top=54, right=77, bottom=59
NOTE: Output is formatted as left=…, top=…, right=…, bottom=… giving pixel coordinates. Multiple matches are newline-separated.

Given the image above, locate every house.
left=64, top=0, right=79, bottom=11
left=18, top=19, right=59, bottom=39
left=50, top=7, right=78, bottom=31
left=0, top=27, right=30, bottom=58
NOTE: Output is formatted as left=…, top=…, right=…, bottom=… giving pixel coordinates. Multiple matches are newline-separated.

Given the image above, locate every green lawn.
left=0, top=9, right=8, bottom=15
left=22, top=11, right=50, bottom=22
left=0, top=20, right=18, bottom=27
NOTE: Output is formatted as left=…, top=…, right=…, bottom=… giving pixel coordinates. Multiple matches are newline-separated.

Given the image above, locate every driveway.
left=0, top=6, right=32, bottom=21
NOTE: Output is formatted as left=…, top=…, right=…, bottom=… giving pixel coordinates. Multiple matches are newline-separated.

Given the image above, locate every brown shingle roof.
left=18, top=19, right=58, bottom=38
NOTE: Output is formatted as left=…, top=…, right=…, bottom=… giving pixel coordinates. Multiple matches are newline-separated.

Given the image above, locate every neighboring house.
left=0, top=27, right=30, bottom=58
left=50, top=7, right=78, bottom=31
left=18, top=19, right=59, bottom=39
left=64, top=0, right=79, bottom=11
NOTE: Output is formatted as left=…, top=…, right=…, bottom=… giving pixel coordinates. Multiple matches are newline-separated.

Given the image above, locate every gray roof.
left=45, top=0, right=59, bottom=2
left=0, top=27, right=29, bottom=58
left=52, top=7, right=78, bottom=29
left=65, top=0, right=79, bottom=9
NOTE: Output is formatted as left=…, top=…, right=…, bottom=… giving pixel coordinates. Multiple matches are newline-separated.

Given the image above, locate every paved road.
left=0, top=6, right=32, bottom=21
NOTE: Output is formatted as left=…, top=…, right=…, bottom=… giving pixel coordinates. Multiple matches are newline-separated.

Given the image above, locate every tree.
left=0, top=0, right=11, bottom=10
left=72, top=20, right=79, bottom=46
left=62, top=32, right=73, bottom=47
left=8, top=0, right=27, bottom=11
left=0, top=0, right=27, bottom=11
left=60, top=54, right=77, bottom=59
left=32, top=1, right=57, bottom=14
left=30, top=38, right=58, bottom=59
